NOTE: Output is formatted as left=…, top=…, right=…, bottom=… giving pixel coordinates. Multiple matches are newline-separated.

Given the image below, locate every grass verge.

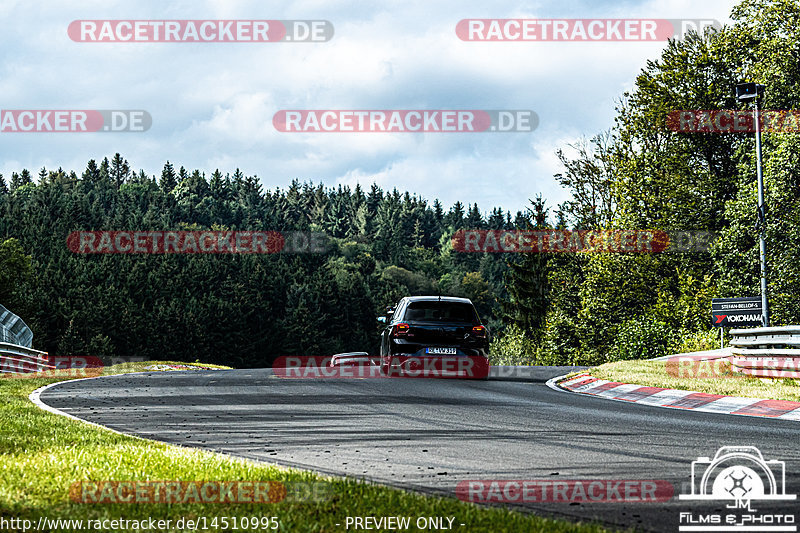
left=0, top=361, right=612, bottom=533
left=588, top=359, right=800, bottom=402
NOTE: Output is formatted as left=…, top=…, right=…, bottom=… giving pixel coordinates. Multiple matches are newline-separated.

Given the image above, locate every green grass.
left=0, top=362, right=613, bottom=532
left=589, top=359, right=800, bottom=402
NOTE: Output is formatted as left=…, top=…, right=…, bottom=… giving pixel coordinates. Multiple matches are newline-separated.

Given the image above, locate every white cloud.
left=0, top=0, right=740, bottom=213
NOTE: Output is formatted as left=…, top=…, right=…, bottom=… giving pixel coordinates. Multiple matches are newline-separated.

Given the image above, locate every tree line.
left=0, top=159, right=534, bottom=366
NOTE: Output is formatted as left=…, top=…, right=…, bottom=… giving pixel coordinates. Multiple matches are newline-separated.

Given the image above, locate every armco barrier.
left=0, top=341, right=55, bottom=374
left=729, top=326, right=800, bottom=379
left=0, top=303, right=33, bottom=347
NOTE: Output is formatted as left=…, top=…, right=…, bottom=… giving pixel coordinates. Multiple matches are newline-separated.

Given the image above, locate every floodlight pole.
left=753, top=96, right=769, bottom=327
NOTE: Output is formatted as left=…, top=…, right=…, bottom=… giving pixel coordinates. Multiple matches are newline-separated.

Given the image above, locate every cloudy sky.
left=1, top=0, right=739, bottom=214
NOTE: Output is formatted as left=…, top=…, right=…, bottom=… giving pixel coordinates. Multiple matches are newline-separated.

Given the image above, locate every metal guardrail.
left=0, top=303, right=33, bottom=348
left=729, top=326, right=800, bottom=378
left=0, top=341, right=54, bottom=374
left=0, top=304, right=49, bottom=374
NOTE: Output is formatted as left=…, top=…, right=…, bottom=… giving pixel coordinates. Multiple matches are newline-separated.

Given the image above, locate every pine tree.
left=159, top=161, right=177, bottom=194
left=354, top=203, right=371, bottom=239
left=501, top=195, right=551, bottom=339
left=209, top=169, right=226, bottom=200
left=465, top=203, right=484, bottom=229
left=188, top=169, right=209, bottom=196
left=353, top=183, right=366, bottom=209
left=446, top=201, right=465, bottom=229
left=488, top=207, right=505, bottom=229
left=99, top=158, right=110, bottom=184
left=82, top=159, right=101, bottom=184
left=432, top=199, right=444, bottom=225
left=110, top=153, right=130, bottom=189
left=130, top=169, right=151, bottom=184
left=412, top=219, right=424, bottom=248
left=11, top=170, right=32, bottom=191
left=366, top=184, right=383, bottom=215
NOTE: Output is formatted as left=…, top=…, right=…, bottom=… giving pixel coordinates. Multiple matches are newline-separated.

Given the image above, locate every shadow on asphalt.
left=488, top=365, right=589, bottom=383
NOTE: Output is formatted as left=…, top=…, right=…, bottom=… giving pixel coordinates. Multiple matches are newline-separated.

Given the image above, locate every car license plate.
left=426, top=347, right=457, bottom=355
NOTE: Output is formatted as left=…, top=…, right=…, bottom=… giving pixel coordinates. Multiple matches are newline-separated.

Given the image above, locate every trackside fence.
left=0, top=342, right=55, bottom=374
left=729, top=326, right=800, bottom=379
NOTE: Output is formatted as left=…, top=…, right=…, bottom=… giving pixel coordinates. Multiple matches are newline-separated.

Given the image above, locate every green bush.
left=609, top=318, right=674, bottom=361
left=489, top=324, right=538, bottom=366
left=490, top=320, right=606, bottom=367
left=539, top=311, right=586, bottom=366
left=669, top=329, right=721, bottom=354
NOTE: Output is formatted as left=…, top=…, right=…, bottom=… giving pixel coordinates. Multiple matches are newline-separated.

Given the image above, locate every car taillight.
left=393, top=323, right=410, bottom=338
left=472, top=325, right=487, bottom=338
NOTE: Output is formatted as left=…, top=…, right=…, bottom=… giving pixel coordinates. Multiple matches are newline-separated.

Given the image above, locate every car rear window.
left=403, top=301, right=478, bottom=323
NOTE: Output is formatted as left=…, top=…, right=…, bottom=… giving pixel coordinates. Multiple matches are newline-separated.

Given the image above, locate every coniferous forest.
left=0, top=159, right=526, bottom=366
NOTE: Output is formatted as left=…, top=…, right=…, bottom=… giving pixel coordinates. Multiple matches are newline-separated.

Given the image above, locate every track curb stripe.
left=548, top=372, right=800, bottom=421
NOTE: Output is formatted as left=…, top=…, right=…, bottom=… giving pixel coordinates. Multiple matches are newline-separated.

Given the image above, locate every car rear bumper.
left=379, top=354, right=489, bottom=379
left=389, top=339, right=489, bottom=358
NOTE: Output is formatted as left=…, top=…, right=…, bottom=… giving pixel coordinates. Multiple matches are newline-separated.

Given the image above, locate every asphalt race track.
left=39, top=367, right=800, bottom=532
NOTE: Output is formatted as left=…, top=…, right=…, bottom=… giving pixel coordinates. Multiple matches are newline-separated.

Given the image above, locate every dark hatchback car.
left=378, top=296, right=490, bottom=378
